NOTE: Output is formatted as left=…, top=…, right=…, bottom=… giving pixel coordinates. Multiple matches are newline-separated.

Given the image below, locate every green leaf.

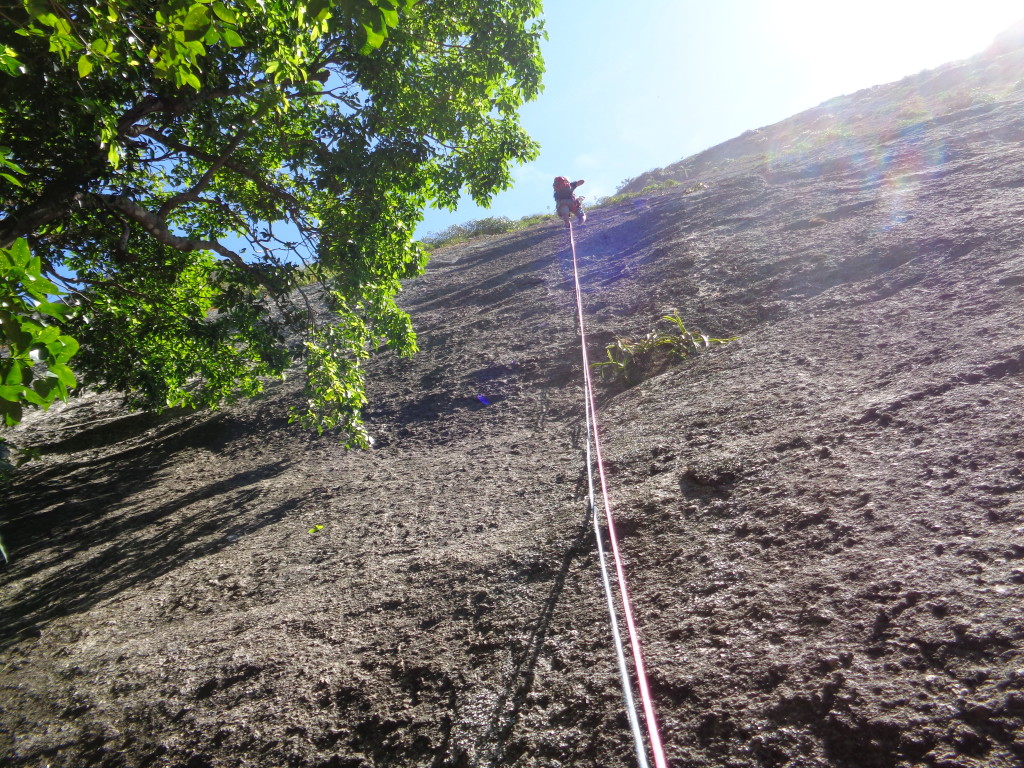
left=1, top=321, right=32, bottom=353
left=19, top=387, right=48, bottom=408
left=36, top=325, right=60, bottom=344
left=78, top=51, right=95, bottom=77
left=306, top=0, right=331, bottom=23
left=366, top=7, right=388, bottom=35
left=0, top=172, right=23, bottom=187
left=212, top=1, right=237, bottom=24
left=380, top=6, right=399, bottom=28
left=23, top=276, right=61, bottom=299
left=222, top=28, right=244, bottom=47
left=5, top=238, right=30, bottom=268
left=2, top=361, right=24, bottom=386
left=28, top=9, right=60, bottom=28
left=0, top=149, right=26, bottom=175
left=0, top=397, right=23, bottom=427
left=9, top=238, right=30, bottom=265
left=184, top=4, right=211, bottom=31
left=34, top=300, right=69, bottom=319
left=362, top=23, right=386, bottom=50
left=33, top=377, right=59, bottom=402
left=55, top=335, right=80, bottom=363
left=49, top=363, right=77, bottom=389
left=25, top=0, right=50, bottom=21
left=45, top=338, right=77, bottom=365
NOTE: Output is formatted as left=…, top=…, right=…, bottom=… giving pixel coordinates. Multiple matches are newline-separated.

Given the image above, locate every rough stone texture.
left=2, top=37, right=1023, bottom=768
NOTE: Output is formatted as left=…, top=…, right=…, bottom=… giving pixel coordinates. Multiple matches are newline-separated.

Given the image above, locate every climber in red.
left=553, top=176, right=586, bottom=228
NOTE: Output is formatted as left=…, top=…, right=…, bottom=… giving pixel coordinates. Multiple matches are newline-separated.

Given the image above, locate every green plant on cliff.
left=592, top=180, right=707, bottom=210
left=0, top=0, right=545, bottom=448
left=421, top=211, right=550, bottom=249
left=421, top=216, right=520, bottom=248
left=592, top=312, right=737, bottom=386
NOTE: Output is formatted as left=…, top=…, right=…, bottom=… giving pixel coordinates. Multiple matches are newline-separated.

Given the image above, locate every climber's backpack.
left=553, top=176, right=573, bottom=199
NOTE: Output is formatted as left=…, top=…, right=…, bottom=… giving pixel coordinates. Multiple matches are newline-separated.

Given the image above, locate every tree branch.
left=73, top=192, right=277, bottom=291
left=156, top=126, right=248, bottom=218
left=0, top=95, right=188, bottom=248
left=140, top=128, right=305, bottom=215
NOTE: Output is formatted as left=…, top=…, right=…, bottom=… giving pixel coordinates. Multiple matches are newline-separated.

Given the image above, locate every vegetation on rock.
left=592, top=312, right=736, bottom=386
left=420, top=213, right=549, bottom=249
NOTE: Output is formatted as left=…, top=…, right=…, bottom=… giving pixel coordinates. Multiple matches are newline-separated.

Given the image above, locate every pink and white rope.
left=567, top=221, right=668, bottom=768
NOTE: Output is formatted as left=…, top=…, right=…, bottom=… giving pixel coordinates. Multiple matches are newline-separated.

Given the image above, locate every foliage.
left=1, top=235, right=77, bottom=486
left=589, top=190, right=639, bottom=209
left=421, top=212, right=547, bottom=249
left=422, top=216, right=517, bottom=247
left=0, top=238, right=79, bottom=426
left=592, top=312, right=737, bottom=386
left=0, top=0, right=545, bottom=446
left=641, top=179, right=680, bottom=192
left=591, top=181, right=707, bottom=211
left=612, top=169, right=659, bottom=196
left=515, top=213, right=549, bottom=230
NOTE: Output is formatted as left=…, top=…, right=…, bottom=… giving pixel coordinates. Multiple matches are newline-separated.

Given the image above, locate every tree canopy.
left=0, top=0, right=544, bottom=447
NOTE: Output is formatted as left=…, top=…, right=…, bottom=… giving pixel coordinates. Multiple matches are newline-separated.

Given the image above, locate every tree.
left=0, top=0, right=544, bottom=446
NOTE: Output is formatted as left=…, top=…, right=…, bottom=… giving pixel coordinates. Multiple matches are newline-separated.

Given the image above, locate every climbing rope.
left=567, top=221, right=669, bottom=768
left=581, top=370, right=650, bottom=768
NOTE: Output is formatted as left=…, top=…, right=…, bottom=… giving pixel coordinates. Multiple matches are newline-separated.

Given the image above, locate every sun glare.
left=771, top=1, right=1024, bottom=83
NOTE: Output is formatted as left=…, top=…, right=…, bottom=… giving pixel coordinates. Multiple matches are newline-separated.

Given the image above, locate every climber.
left=553, top=176, right=586, bottom=228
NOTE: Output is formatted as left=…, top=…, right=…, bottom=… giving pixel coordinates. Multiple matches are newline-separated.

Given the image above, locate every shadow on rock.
left=1, top=457, right=293, bottom=648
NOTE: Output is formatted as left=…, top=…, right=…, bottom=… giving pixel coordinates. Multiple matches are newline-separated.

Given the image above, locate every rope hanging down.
left=567, top=221, right=669, bottom=768
left=581, top=369, right=649, bottom=768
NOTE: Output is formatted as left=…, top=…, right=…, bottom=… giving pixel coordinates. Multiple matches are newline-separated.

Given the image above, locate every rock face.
left=3, top=35, right=1024, bottom=768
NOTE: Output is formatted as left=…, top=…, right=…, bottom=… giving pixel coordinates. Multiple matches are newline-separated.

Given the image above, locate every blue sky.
left=415, top=0, right=1024, bottom=239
